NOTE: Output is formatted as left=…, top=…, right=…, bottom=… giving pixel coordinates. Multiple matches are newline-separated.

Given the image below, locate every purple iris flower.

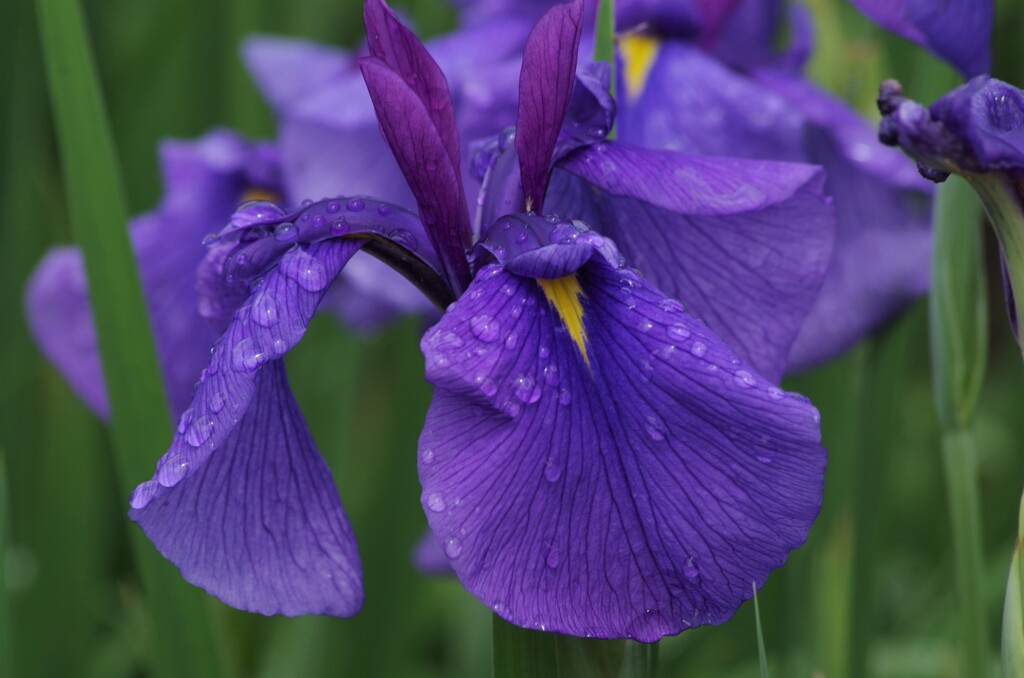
left=126, top=0, right=830, bottom=639
left=25, top=130, right=280, bottom=420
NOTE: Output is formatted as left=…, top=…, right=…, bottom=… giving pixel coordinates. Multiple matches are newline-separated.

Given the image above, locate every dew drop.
left=550, top=222, right=578, bottom=244
left=546, top=548, right=560, bottom=569
left=176, top=410, right=191, bottom=434
left=426, top=493, right=447, bottom=512
left=988, top=87, right=1024, bottom=131
left=210, top=391, right=226, bottom=414
left=513, top=375, right=541, bottom=403
left=558, top=387, right=572, bottom=406
left=252, top=293, right=279, bottom=328
left=330, top=218, right=349, bottom=235
left=757, top=454, right=773, bottom=464
left=503, top=400, right=522, bottom=417
left=515, top=232, right=528, bottom=244
left=326, top=201, right=341, bottom=213
left=377, top=203, right=391, bottom=216
left=538, top=345, right=550, bottom=359
left=544, top=457, right=562, bottom=482
left=273, top=222, right=297, bottom=242
left=542, top=364, right=560, bottom=385
left=734, top=370, right=756, bottom=388
left=690, top=341, right=707, bottom=358
left=420, top=447, right=435, bottom=465
left=644, top=413, right=666, bottom=441
left=286, top=250, right=330, bottom=292
left=767, top=386, right=784, bottom=400
left=444, top=536, right=463, bottom=558
left=346, top=198, right=365, bottom=212
left=470, top=314, right=501, bottom=342
left=659, top=298, right=684, bottom=313
left=638, top=319, right=653, bottom=332
left=231, top=337, right=267, bottom=372
left=185, top=415, right=215, bottom=447
left=157, top=454, right=190, bottom=487
left=504, top=332, right=518, bottom=350
left=683, top=558, right=700, bottom=580
left=667, top=323, right=691, bottom=341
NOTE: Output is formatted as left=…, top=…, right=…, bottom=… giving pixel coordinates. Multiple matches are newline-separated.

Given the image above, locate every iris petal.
left=419, top=218, right=825, bottom=640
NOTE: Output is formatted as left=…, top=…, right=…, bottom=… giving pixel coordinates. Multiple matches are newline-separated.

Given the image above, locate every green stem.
left=1002, top=488, right=1024, bottom=677
left=593, top=0, right=616, bottom=139
left=0, top=452, right=7, bottom=678
left=942, top=429, right=992, bottom=676
left=33, top=1, right=223, bottom=676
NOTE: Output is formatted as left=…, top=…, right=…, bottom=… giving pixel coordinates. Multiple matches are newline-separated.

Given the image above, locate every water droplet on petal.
left=683, top=558, right=700, bottom=580
left=659, top=299, right=684, bottom=313
left=644, top=413, right=666, bottom=441
left=767, top=386, right=784, bottom=400
left=558, top=387, right=572, bottom=406
left=444, top=536, right=463, bottom=558
left=346, top=198, right=365, bottom=212
left=513, top=375, right=541, bottom=403
left=427, top=493, right=446, bottom=512
left=667, top=323, right=691, bottom=341
left=690, top=341, right=707, bottom=358
left=210, top=391, right=226, bottom=413
left=757, top=454, right=773, bottom=464
left=157, top=454, right=190, bottom=487
left=253, top=293, right=279, bottom=328
left=734, top=370, right=756, bottom=388
left=330, top=218, right=349, bottom=235
left=546, top=548, right=560, bottom=568
left=504, top=332, right=518, bottom=350
left=543, top=364, right=559, bottom=385
left=185, top=415, right=215, bottom=447
left=326, top=201, right=341, bottom=213
left=638, top=319, right=653, bottom=332
left=470, top=314, right=501, bottom=342
left=377, top=203, right=391, bottom=216
left=231, top=337, right=267, bottom=372
left=273, top=222, right=297, bottom=242
left=503, top=400, right=522, bottom=417
left=176, top=410, right=191, bottom=434
left=544, top=457, right=562, bottom=482
left=421, top=448, right=435, bottom=465
left=988, top=87, right=1024, bottom=131
left=286, top=250, right=330, bottom=292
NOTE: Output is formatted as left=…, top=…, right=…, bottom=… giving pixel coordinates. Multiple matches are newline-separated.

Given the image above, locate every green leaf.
left=929, top=177, right=988, bottom=429
left=1003, top=488, right=1024, bottom=678
left=0, top=451, right=8, bottom=678
left=493, top=616, right=558, bottom=678
left=33, top=1, right=224, bottom=676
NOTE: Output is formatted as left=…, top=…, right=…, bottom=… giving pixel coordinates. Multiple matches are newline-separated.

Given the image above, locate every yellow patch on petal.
left=240, top=187, right=281, bottom=203
left=620, top=34, right=661, bottom=101
left=538, top=275, right=589, bottom=365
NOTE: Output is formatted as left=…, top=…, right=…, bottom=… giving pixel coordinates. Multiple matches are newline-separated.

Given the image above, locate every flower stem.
left=493, top=616, right=558, bottom=678
left=1002, top=487, right=1024, bottom=677
left=593, top=0, right=616, bottom=139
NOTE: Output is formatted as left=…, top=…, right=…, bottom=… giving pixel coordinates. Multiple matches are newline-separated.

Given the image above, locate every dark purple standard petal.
left=552, top=143, right=835, bottom=383
left=848, top=0, right=992, bottom=78
left=130, top=239, right=365, bottom=616
left=419, top=216, right=825, bottom=640
left=364, top=0, right=462, bottom=174
left=360, top=57, right=473, bottom=293
left=515, top=0, right=584, bottom=211
left=24, top=130, right=280, bottom=419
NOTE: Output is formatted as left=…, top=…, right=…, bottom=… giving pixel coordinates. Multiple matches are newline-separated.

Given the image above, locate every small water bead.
left=545, top=548, right=560, bottom=569
left=346, top=198, right=365, bottom=212
left=377, top=203, right=391, bottom=216
left=491, top=245, right=506, bottom=258
left=176, top=410, right=191, bottom=434
left=210, top=391, right=226, bottom=414
left=558, top=387, right=572, bottom=405
left=185, top=415, right=215, bottom=447
left=201, top=232, right=218, bottom=247
left=300, top=213, right=310, bottom=222
left=330, top=219, right=349, bottom=235
left=644, top=414, right=666, bottom=441
left=988, top=86, right=1024, bottom=131
left=667, top=324, right=691, bottom=341
left=270, top=337, right=287, bottom=356
left=158, top=454, right=190, bottom=487
left=252, top=293, right=279, bottom=328
left=287, top=250, right=330, bottom=292
left=756, top=454, right=773, bottom=464
left=503, top=400, right=522, bottom=417
left=513, top=375, right=542, bottom=404
left=232, top=337, right=267, bottom=372
left=618, top=287, right=637, bottom=309
left=544, top=213, right=562, bottom=224
left=389, top=229, right=418, bottom=250
left=301, top=198, right=314, bottom=207
left=504, top=333, right=518, bottom=350
left=544, top=456, right=562, bottom=482
left=659, top=299, right=684, bottom=313
left=420, top=447, right=435, bottom=465
left=683, top=558, right=700, bottom=580
left=538, top=345, right=550, bottom=359
left=501, top=283, right=515, bottom=297
left=273, top=222, right=297, bottom=242
left=767, top=386, right=784, bottom=400
left=690, top=341, right=708, bottom=358
left=426, top=493, right=447, bottom=512
left=542, top=364, right=559, bottom=385
left=733, top=370, right=756, bottom=388
left=550, top=222, right=578, bottom=244
left=312, top=215, right=325, bottom=230
left=515, top=232, right=529, bottom=244
left=444, top=536, right=463, bottom=558
left=469, top=287, right=485, bottom=301
left=470, top=314, right=501, bottom=342
left=638, top=319, right=653, bottom=332
left=326, top=201, right=341, bottom=213
left=498, top=127, right=516, bottom=150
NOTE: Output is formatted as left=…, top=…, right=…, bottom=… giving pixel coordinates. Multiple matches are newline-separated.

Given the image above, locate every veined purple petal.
left=419, top=221, right=825, bottom=640
left=553, top=143, right=835, bottom=383
left=364, top=0, right=461, bottom=174
left=130, top=361, right=362, bottom=616
left=24, top=130, right=280, bottom=420
left=848, top=0, right=991, bottom=78
left=131, top=239, right=364, bottom=615
left=515, top=0, right=584, bottom=211
left=360, top=57, right=473, bottom=293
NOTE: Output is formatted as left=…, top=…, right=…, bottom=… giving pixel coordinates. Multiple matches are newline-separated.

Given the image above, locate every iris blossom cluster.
left=87, top=0, right=836, bottom=641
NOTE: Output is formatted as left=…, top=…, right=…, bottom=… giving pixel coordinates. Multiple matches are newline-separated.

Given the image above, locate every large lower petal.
left=419, top=219, right=825, bottom=640
left=552, top=142, right=835, bottom=384
left=130, top=239, right=365, bottom=616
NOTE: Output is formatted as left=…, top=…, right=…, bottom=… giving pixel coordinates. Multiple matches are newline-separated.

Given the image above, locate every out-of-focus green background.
left=2, top=0, right=1024, bottom=676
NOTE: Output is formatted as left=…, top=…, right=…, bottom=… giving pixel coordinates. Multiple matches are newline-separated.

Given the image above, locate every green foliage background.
left=3, top=0, right=1024, bottom=675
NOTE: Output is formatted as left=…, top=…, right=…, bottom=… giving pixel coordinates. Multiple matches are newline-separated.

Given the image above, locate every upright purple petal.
left=552, top=143, right=835, bottom=383
left=364, top=0, right=462, bottom=173
left=848, top=0, right=992, bottom=78
left=24, top=130, right=280, bottom=420
left=361, top=57, right=473, bottom=293
left=131, top=239, right=365, bottom=615
left=515, top=0, right=584, bottom=211
left=419, top=217, right=825, bottom=640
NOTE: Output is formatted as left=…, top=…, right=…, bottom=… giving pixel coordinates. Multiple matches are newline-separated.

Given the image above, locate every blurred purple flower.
left=126, top=0, right=831, bottom=638
left=25, top=130, right=280, bottom=420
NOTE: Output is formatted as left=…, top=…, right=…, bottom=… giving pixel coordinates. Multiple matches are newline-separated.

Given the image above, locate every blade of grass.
left=34, top=1, right=224, bottom=676
left=493, top=616, right=559, bottom=678
left=754, top=583, right=770, bottom=678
